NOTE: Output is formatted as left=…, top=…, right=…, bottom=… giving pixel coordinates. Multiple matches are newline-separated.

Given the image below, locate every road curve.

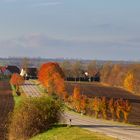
left=21, top=80, right=140, bottom=140
left=64, top=112, right=140, bottom=140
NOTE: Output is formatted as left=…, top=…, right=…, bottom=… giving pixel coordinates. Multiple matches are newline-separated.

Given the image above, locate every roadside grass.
left=30, top=125, right=117, bottom=140
left=10, top=84, right=23, bottom=107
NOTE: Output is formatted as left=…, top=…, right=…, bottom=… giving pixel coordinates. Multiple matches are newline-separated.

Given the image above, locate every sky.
left=0, top=0, right=140, bottom=60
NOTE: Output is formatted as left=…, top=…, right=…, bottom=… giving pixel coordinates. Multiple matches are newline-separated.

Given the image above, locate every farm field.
left=65, top=81, right=140, bottom=125
left=0, top=81, right=14, bottom=140
left=65, top=81, right=140, bottom=100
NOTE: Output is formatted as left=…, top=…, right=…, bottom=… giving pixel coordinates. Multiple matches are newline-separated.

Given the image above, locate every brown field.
left=0, top=81, right=14, bottom=140
left=65, top=81, right=140, bottom=125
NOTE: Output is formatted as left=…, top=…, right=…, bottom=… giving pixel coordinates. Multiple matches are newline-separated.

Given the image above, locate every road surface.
left=21, top=80, right=140, bottom=140
left=64, top=112, right=140, bottom=140
left=21, top=80, right=42, bottom=97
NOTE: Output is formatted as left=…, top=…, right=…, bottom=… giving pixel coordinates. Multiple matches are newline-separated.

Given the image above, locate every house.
left=26, top=67, right=38, bottom=79
left=0, top=66, right=11, bottom=76
left=6, top=65, right=20, bottom=74
left=20, top=67, right=38, bottom=79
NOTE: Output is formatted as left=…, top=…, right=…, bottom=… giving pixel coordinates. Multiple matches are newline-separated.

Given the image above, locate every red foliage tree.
left=10, top=73, right=24, bottom=86
left=10, top=73, right=24, bottom=95
left=38, top=62, right=66, bottom=98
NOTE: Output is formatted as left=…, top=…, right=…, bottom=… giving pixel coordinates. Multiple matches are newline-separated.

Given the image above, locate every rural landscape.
left=0, top=58, right=140, bottom=140
left=0, top=0, right=140, bottom=140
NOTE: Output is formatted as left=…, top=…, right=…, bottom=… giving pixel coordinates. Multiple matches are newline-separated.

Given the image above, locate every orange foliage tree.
left=10, top=73, right=24, bottom=94
left=121, top=100, right=132, bottom=123
left=80, top=95, right=87, bottom=113
left=123, top=71, right=135, bottom=92
left=72, top=86, right=81, bottom=112
left=109, top=98, right=115, bottom=120
left=100, top=97, right=107, bottom=119
left=73, top=85, right=81, bottom=100
left=93, top=97, right=101, bottom=118
left=38, top=62, right=67, bottom=99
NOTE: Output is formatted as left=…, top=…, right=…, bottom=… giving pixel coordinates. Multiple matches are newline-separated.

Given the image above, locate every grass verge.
left=10, top=84, right=23, bottom=107
left=30, top=126, right=117, bottom=140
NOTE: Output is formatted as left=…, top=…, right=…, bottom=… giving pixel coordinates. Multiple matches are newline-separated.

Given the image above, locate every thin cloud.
left=33, top=1, right=62, bottom=7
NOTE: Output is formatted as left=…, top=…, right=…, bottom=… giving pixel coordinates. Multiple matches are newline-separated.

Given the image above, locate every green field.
left=30, top=126, right=117, bottom=140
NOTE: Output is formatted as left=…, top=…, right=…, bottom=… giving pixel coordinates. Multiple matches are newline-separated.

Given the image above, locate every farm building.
left=6, top=65, right=20, bottom=74
left=20, top=67, right=38, bottom=79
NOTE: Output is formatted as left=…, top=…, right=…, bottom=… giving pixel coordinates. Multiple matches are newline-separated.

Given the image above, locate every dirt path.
left=65, top=112, right=140, bottom=140
left=0, top=81, right=14, bottom=140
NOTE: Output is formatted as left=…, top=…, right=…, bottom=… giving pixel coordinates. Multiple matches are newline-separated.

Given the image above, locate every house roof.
left=26, top=67, right=38, bottom=77
left=6, top=65, right=20, bottom=74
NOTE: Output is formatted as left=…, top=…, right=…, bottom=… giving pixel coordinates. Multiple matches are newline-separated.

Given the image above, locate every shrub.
left=8, top=96, right=63, bottom=140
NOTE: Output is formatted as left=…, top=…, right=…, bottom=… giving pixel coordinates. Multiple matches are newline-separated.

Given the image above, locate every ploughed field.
left=65, top=81, right=140, bottom=125
left=0, top=81, right=14, bottom=140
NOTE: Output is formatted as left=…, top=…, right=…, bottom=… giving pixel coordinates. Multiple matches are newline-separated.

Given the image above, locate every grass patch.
left=10, top=84, right=23, bottom=107
left=30, top=126, right=117, bottom=140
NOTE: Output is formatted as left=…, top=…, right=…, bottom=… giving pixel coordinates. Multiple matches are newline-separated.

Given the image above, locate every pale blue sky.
left=0, top=0, right=140, bottom=60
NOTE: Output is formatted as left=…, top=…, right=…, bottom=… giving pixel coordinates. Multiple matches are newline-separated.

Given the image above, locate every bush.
left=8, top=96, right=63, bottom=140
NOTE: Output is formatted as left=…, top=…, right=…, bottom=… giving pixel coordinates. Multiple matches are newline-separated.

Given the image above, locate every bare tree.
left=72, top=61, right=84, bottom=81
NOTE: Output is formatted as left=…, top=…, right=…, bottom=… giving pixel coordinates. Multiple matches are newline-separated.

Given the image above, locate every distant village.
left=0, top=65, right=100, bottom=82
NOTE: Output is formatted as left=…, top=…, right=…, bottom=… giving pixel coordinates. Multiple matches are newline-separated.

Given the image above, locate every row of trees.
left=100, top=63, right=140, bottom=93
left=67, top=86, right=132, bottom=123
left=37, top=62, right=132, bottom=123
left=60, top=60, right=140, bottom=94
left=60, top=60, right=99, bottom=79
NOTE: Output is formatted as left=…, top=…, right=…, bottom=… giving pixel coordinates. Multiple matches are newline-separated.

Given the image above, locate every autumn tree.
left=114, top=98, right=124, bottom=121
left=38, top=62, right=67, bottom=99
left=60, top=60, right=72, bottom=78
left=123, top=71, right=135, bottom=92
left=72, top=86, right=81, bottom=112
left=93, top=97, right=101, bottom=118
left=108, top=64, right=121, bottom=86
left=100, top=97, right=107, bottom=119
left=10, top=73, right=24, bottom=95
left=100, top=62, right=112, bottom=83
left=121, top=100, right=132, bottom=123
left=73, top=85, right=81, bottom=100
left=87, top=60, right=98, bottom=78
left=109, top=98, right=115, bottom=120
left=79, top=95, right=87, bottom=114
left=72, top=61, right=83, bottom=81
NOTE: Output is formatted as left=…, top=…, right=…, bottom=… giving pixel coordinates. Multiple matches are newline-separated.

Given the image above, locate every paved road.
left=21, top=80, right=140, bottom=140
left=64, top=112, right=140, bottom=140
left=21, top=80, right=42, bottom=97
